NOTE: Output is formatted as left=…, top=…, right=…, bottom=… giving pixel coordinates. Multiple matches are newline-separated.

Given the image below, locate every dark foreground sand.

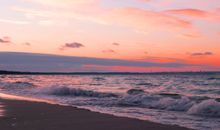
left=0, top=98, right=193, bottom=130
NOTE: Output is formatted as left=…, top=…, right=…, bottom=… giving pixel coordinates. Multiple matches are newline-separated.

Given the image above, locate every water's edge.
left=0, top=92, right=194, bottom=130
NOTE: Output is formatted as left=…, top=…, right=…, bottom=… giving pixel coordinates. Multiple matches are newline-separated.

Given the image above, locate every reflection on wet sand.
left=0, top=93, right=55, bottom=104
left=0, top=92, right=57, bottom=117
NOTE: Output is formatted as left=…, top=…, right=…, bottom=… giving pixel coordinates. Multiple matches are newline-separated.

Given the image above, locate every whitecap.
left=1, top=81, right=35, bottom=89
left=43, top=86, right=118, bottom=98
left=187, top=99, right=220, bottom=117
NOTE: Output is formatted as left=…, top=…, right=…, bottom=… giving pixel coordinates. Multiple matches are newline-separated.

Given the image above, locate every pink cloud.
left=102, top=49, right=116, bottom=54
left=0, top=36, right=12, bottom=44
left=137, top=0, right=151, bottom=2
left=83, top=64, right=215, bottom=72
left=165, top=8, right=220, bottom=22
left=135, top=56, right=185, bottom=63
left=21, top=0, right=102, bottom=14
left=0, top=18, right=29, bottom=25
left=22, top=0, right=99, bottom=7
left=13, top=3, right=193, bottom=33
left=181, top=32, right=201, bottom=38
left=60, top=42, right=85, bottom=50
left=165, top=9, right=208, bottom=17
left=104, top=7, right=192, bottom=32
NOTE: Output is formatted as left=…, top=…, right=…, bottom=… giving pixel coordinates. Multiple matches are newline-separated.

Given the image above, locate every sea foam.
left=187, top=99, right=220, bottom=117
left=119, top=92, right=194, bottom=111
left=45, top=86, right=118, bottom=98
left=1, top=81, right=35, bottom=89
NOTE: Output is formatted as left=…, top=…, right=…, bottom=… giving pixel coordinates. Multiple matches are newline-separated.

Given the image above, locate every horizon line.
left=1, top=70, right=220, bottom=75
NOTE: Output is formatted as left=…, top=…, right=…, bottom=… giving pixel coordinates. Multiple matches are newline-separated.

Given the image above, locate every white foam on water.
left=0, top=81, right=35, bottom=89
left=38, top=85, right=118, bottom=98
left=1, top=74, right=220, bottom=130
left=187, top=99, right=220, bottom=117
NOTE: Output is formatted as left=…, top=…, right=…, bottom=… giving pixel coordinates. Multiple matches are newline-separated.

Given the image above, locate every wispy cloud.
left=22, top=0, right=98, bottom=7
left=0, top=19, right=29, bottom=25
left=138, top=56, right=186, bottom=63
left=112, top=43, right=120, bottom=46
left=0, top=36, right=11, bottom=44
left=191, top=52, right=214, bottom=56
left=38, top=20, right=54, bottom=26
left=23, top=42, right=31, bottom=46
left=13, top=4, right=193, bottom=33
left=181, top=32, right=201, bottom=38
left=138, top=0, right=151, bottom=2
left=165, top=9, right=208, bottom=17
left=108, top=7, right=192, bottom=31
left=102, top=49, right=116, bottom=53
left=60, top=42, right=84, bottom=50
left=165, top=8, right=220, bottom=22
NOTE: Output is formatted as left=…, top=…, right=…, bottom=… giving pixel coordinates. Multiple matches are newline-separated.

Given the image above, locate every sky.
left=0, top=0, right=220, bottom=72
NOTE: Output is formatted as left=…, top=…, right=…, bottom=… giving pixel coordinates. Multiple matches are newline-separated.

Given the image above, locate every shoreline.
left=0, top=97, right=194, bottom=130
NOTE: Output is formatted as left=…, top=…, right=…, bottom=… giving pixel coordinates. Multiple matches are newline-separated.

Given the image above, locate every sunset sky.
left=0, top=0, right=220, bottom=72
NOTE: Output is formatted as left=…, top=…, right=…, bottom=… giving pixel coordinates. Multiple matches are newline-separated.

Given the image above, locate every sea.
left=0, top=72, right=220, bottom=130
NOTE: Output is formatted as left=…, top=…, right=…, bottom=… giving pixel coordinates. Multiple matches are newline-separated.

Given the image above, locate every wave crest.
left=118, top=93, right=193, bottom=111
left=1, top=81, right=35, bottom=89
left=187, top=99, right=220, bottom=117
left=47, top=86, right=118, bottom=98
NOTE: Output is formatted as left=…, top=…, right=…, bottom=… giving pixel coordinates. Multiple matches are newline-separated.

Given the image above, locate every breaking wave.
left=119, top=89, right=220, bottom=117
left=118, top=92, right=194, bottom=111
left=187, top=99, right=220, bottom=117
left=0, top=81, right=35, bottom=89
left=1, top=74, right=220, bottom=130
left=44, top=86, right=118, bottom=98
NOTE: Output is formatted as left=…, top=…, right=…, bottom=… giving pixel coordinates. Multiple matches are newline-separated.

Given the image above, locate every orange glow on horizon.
left=0, top=0, right=220, bottom=72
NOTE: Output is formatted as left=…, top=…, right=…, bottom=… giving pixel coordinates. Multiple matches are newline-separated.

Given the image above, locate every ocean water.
left=0, top=102, right=4, bottom=117
left=0, top=73, right=220, bottom=130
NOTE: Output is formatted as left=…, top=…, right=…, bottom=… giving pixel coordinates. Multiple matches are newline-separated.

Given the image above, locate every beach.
left=0, top=74, right=220, bottom=130
left=0, top=98, right=193, bottom=130
left=1, top=0, right=219, bottom=129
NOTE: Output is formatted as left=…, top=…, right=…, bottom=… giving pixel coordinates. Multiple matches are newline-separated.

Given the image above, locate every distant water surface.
left=0, top=73, right=220, bottom=130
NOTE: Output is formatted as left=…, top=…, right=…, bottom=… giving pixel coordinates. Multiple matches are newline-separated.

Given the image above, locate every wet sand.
left=0, top=98, right=193, bottom=130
